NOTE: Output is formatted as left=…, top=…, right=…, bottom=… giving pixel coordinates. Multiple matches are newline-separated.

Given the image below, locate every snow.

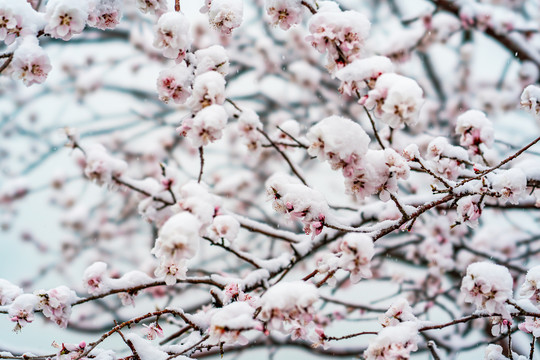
left=125, top=333, right=168, bottom=360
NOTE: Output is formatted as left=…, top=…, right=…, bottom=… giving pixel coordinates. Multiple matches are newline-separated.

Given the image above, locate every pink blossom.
left=45, top=0, right=88, bottom=41
left=11, top=37, right=52, bottom=87
left=265, top=0, right=303, bottom=30
left=154, top=11, right=192, bottom=62
left=87, top=0, right=122, bottom=30
left=35, top=286, right=76, bottom=328
left=460, top=261, right=513, bottom=318
left=156, top=62, right=193, bottom=104
left=143, top=322, right=164, bottom=340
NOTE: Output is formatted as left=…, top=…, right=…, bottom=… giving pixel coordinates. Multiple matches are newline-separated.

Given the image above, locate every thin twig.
left=257, top=128, right=308, bottom=185
left=197, top=146, right=204, bottom=183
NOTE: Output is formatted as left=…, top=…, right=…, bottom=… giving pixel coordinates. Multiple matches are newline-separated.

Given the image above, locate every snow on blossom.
left=426, top=137, right=469, bottom=180
left=0, top=279, right=22, bottom=306
left=521, top=84, right=540, bottom=119
left=306, top=4, right=371, bottom=71
left=135, top=0, right=167, bottom=15
left=345, top=148, right=410, bottom=202
left=35, top=286, right=77, bottom=328
left=177, top=181, right=221, bottom=221
left=0, top=0, right=40, bottom=45
left=519, top=265, right=540, bottom=306
left=151, top=211, right=202, bottom=285
left=490, top=168, right=527, bottom=205
left=461, top=262, right=513, bottom=317
left=306, top=115, right=370, bottom=176
left=208, top=302, right=258, bottom=345
left=210, top=215, right=240, bottom=242
left=362, top=73, right=424, bottom=128
left=364, top=321, right=419, bottom=360
left=338, top=233, right=374, bottom=283
left=266, top=173, right=329, bottom=238
left=152, top=212, right=201, bottom=261
left=194, top=45, right=229, bottom=76
left=153, top=11, right=191, bottom=62
left=208, top=0, right=243, bottom=35
left=187, top=71, right=226, bottom=112
left=455, top=110, right=494, bottom=155
left=83, top=143, right=128, bottom=186
left=259, top=281, right=318, bottom=336
left=156, top=62, right=193, bottom=104
left=179, top=104, right=228, bottom=148
left=237, top=108, right=263, bottom=153
left=265, top=0, right=304, bottom=30
left=456, top=195, right=483, bottom=227
left=83, top=261, right=111, bottom=295
left=379, top=298, right=417, bottom=327
left=44, top=0, right=88, bottom=41
left=335, top=56, right=394, bottom=96
left=11, top=36, right=51, bottom=87
left=8, top=294, right=38, bottom=331
left=87, top=0, right=122, bottom=30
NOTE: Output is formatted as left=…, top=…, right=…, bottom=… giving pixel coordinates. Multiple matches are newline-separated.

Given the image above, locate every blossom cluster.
left=266, top=173, right=329, bottom=238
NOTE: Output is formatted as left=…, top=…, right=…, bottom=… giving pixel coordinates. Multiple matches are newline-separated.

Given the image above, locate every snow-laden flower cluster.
left=83, top=261, right=111, bottom=295
left=379, top=298, right=417, bottom=328
left=316, top=233, right=375, bottom=284
left=208, top=302, right=258, bottom=345
left=186, top=70, right=226, bottom=111
left=209, top=215, right=240, bottom=242
left=151, top=212, right=201, bottom=285
left=521, top=85, right=540, bottom=120
left=45, top=0, right=88, bottom=41
left=364, top=321, right=419, bottom=360
left=425, top=137, right=470, bottom=181
left=456, top=195, right=483, bottom=227
left=8, top=294, right=38, bottom=332
left=179, top=104, right=228, bottom=148
left=0, top=279, right=22, bottom=306
left=236, top=108, right=264, bottom=153
left=361, top=73, right=424, bottom=128
left=455, top=110, right=494, bottom=158
left=156, top=62, right=193, bottom=104
left=266, top=174, right=329, bottom=238
left=519, top=265, right=540, bottom=306
left=194, top=45, right=229, bottom=76
left=136, top=0, right=167, bottom=15
left=306, top=3, right=371, bottom=71
left=11, top=36, right=51, bottom=87
left=461, top=262, right=513, bottom=317
left=259, top=281, right=319, bottom=340
left=346, top=148, right=410, bottom=202
left=0, top=0, right=40, bottom=46
left=153, top=11, right=192, bottom=62
left=35, top=286, right=77, bottom=328
left=265, top=0, right=304, bottom=30
left=82, top=143, right=128, bottom=187
left=207, top=0, right=243, bottom=35
left=307, top=115, right=410, bottom=201
left=87, top=0, right=122, bottom=30
left=490, top=168, right=527, bottom=205
left=335, top=56, right=394, bottom=96
left=307, top=116, right=370, bottom=176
